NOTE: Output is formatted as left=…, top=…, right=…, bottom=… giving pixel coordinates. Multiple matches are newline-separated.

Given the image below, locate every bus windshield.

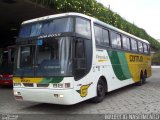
left=14, top=37, right=72, bottom=77
left=19, top=17, right=73, bottom=38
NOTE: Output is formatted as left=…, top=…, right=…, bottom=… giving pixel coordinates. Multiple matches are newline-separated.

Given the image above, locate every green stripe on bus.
left=40, top=77, right=64, bottom=83
left=107, top=50, right=131, bottom=80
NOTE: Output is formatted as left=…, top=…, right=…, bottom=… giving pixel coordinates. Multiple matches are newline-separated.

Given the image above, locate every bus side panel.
left=125, top=53, right=151, bottom=82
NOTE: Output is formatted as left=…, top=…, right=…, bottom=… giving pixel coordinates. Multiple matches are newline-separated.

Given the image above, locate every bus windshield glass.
left=14, top=37, right=72, bottom=77
left=19, top=17, right=73, bottom=38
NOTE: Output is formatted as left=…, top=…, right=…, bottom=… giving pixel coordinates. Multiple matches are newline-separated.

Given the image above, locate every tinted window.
left=41, top=17, right=73, bottom=35
left=19, top=24, right=32, bottom=38
left=111, top=32, right=121, bottom=49
left=138, top=41, right=143, bottom=53
left=74, top=40, right=86, bottom=79
left=148, top=44, right=151, bottom=53
left=131, top=39, right=138, bottom=52
left=76, top=17, right=91, bottom=38
left=19, top=17, right=73, bottom=38
left=30, top=23, right=42, bottom=37
left=143, top=43, right=148, bottom=53
left=94, top=25, right=103, bottom=45
left=122, top=36, right=130, bottom=50
left=20, top=46, right=35, bottom=68
left=75, top=41, right=85, bottom=58
left=103, top=29, right=110, bottom=46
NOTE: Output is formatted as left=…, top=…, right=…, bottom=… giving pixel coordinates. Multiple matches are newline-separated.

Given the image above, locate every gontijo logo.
left=77, top=83, right=93, bottom=97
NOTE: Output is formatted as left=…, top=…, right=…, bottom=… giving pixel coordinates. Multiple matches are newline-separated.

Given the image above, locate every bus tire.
left=91, top=78, right=105, bottom=103
left=143, top=70, right=147, bottom=83
left=137, top=72, right=145, bottom=86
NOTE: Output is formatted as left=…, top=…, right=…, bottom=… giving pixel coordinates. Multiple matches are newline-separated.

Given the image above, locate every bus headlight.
left=14, top=83, right=21, bottom=87
left=54, top=94, right=64, bottom=98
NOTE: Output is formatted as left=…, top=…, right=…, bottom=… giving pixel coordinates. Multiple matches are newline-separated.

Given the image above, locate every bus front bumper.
left=13, top=88, right=76, bottom=105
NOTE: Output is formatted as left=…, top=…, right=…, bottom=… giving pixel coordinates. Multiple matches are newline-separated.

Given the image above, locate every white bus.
left=13, top=13, right=151, bottom=105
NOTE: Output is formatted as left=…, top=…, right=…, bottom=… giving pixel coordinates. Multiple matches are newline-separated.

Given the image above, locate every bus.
left=13, top=13, right=151, bottom=105
left=0, top=46, right=15, bottom=86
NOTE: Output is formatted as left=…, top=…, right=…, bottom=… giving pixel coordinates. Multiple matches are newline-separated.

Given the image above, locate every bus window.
left=94, top=25, right=103, bottom=45
left=74, top=39, right=86, bottom=79
left=122, top=36, right=130, bottom=50
left=19, top=17, right=74, bottom=38
left=20, top=46, right=35, bottom=68
left=41, top=17, right=73, bottom=35
left=138, top=41, right=143, bottom=53
left=76, top=17, right=91, bottom=39
left=111, top=31, right=121, bottom=49
left=131, top=39, right=138, bottom=52
left=30, top=23, right=42, bottom=37
left=143, top=43, right=148, bottom=53
left=103, top=29, right=110, bottom=46
left=75, top=41, right=85, bottom=59
left=148, top=45, right=151, bottom=53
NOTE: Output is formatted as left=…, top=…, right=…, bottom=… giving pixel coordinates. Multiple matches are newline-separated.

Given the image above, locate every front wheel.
left=91, top=79, right=105, bottom=103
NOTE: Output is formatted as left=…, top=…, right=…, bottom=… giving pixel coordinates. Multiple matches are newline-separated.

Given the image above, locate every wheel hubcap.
left=98, top=84, right=103, bottom=96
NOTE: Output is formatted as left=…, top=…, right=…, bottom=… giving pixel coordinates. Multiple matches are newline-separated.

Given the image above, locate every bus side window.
left=94, top=25, right=103, bottom=45
left=110, top=31, right=122, bottom=49
left=102, top=29, right=110, bottom=46
left=148, top=45, right=151, bottom=54
left=138, top=41, right=143, bottom=53
left=131, top=39, right=138, bottom=52
left=143, top=43, right=148, bottom=53
left=122, top=36, right=130, bottom=50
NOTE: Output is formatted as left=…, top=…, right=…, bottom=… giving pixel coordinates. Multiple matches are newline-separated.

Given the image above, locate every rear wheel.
left=143, top=71, right=147, bottom=83
left=137, top=73, right=146, bottom=86
left=91, top=78, right=105, bottom=103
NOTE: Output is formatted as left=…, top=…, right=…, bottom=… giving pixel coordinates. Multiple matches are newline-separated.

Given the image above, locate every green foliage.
left=152, top=53, right=160, bottom=65
left=31, top=0, right=160, bottom=50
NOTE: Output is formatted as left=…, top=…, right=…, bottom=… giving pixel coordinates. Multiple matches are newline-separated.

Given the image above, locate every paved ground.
left=0, top=68, right=160, bottom=115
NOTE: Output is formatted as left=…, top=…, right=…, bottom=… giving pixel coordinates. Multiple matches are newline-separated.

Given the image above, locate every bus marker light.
left=54, top=94, right=64, bottom=98
left=53, top=84, right=57, bottom=88
left=58, top=84, right=63, bottom=88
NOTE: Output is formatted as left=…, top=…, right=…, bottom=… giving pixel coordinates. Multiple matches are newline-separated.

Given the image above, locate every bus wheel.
left=143, top=71, right=147, bottom=83
left=137, top=73, right=145, bottom=86
left=91, top=79, right=105, bottom=103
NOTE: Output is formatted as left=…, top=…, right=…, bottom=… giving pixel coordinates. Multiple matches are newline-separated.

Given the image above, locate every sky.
left=96, top=0, right=160, bottom=40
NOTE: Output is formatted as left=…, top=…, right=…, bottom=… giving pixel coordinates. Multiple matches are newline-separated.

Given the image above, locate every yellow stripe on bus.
left=13, top=77, right=43, bottom=83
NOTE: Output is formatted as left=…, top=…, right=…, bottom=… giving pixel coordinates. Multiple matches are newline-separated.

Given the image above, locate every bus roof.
left=22, top=12, right=149, bottom=44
